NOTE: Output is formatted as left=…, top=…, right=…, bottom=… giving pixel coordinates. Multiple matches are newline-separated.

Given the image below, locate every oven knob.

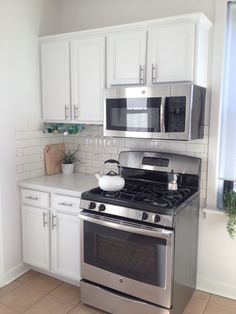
left=89, top=202, right=96, bottom=209
left=98, top=204, right=106, bottom=212
left=153, top=214, right=161, bottom=223
left=141, top=212, right=148, bottom=221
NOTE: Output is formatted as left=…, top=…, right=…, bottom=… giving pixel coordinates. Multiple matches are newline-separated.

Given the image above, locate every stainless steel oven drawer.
left=81, top=280, right=172, bottom=314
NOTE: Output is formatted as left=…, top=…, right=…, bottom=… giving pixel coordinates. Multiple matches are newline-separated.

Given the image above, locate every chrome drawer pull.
left=43, top=212, right=47, bottom=228
left=25, top=196, right=38, bottom=201
left=74, top=105, right=78, bottom=120
left=64, top=105, right=70, bottom=120
left=58, top=202, right=73, bottom=207
left=139, top=65, right=144, bottom=84
left=52, top=214, right=56, bottom=229
left=152, top=63, right=157, bottom=83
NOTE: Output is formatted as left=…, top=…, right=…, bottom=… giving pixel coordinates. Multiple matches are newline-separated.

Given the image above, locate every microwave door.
left=165, top=84, right=191, bottom=140
left=104, top=87, right=167, bottom=139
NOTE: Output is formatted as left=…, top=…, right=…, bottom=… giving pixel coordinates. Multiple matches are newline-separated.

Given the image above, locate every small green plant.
left=223, top=190, right=236, bottom=239
left=60, top=145, right=80, bottom=164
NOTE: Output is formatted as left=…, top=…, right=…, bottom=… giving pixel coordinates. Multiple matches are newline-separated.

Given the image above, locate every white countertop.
left=19, top=173, right=98, bottom=197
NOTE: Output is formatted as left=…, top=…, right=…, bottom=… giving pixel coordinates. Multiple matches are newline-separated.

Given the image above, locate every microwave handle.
left=160, top=98, right=166, bottom=133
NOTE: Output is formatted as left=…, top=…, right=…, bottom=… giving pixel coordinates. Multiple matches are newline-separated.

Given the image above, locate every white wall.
left=0, top=0, right=59, bottom=285
left=58, top=0, right=215, bottom=32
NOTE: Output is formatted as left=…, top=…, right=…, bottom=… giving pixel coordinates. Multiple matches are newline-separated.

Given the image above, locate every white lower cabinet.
left=21, top=189, right=81, bottom=282
left=51, top=212, right=80, bottom=280
left=22, top=205, right=50, bottom=271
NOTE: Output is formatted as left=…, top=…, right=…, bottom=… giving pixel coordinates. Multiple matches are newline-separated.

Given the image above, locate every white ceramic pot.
left=62, top=163, right=74, bottom=175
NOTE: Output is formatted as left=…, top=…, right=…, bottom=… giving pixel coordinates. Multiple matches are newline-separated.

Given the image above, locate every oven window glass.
left=165, top=97, right=186, bottom=132
left=84, top=221, right=167, bottom=287
left=106, top=98, right=161, bottom=132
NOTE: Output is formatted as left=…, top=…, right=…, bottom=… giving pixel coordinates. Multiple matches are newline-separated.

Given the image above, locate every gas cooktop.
left=81, top=179, right=197, bottom=215
left=80, top=151, right=201, bottom=223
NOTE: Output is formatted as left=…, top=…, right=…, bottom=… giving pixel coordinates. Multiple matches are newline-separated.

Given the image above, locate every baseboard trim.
left=4, top=263, right=30, bottom=286
left=197, top=276, right=236, bottom=300
left=31, top=267, right=80, bottom=287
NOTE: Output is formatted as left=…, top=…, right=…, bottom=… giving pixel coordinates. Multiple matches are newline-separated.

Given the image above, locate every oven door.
left=79, top=212, right=174, bottom=309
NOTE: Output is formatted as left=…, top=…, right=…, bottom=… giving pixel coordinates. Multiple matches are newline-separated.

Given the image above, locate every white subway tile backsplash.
left=15, top=129, right=63, bottom=181
left=15, top=124, right=209, bottom=209
left=16, top=140, right=29, bottom=148
left=186, top=143, right=205, bottom=153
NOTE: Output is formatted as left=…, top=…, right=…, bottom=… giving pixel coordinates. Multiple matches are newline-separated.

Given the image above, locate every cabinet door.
left=148, top=23, right=195, bottom=83
left=107, top=30, right=147, bottom=86
left=51, top=212, right=80, bottom=280
left=22, top=205, right=50, bottom=270
left=41, top=41, right=71, bottom=121
left=70, top=37, right=105, bottom=123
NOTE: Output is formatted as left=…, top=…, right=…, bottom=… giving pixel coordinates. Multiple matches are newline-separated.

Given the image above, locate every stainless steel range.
left=79, top=151, right=201, bottom=314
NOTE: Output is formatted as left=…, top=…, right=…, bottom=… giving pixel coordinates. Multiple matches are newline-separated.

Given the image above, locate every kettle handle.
left=104, top=159, right=120, bottom=166
left=104, top=159, right=122, bottom=175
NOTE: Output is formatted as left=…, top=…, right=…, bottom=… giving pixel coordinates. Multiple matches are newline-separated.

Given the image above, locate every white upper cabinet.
left=41, top=41, right=71, bottom=121
left=70, top=37, right=105, bottom=123
left=106, top=14, right=211, bottom=87
left=107, top=30, right=147, bottom=85
left=147, top=22, right=195, bottom=84
left=41, top=37, right=105, bottom=123
left=40, top=13, right=212, bottom=122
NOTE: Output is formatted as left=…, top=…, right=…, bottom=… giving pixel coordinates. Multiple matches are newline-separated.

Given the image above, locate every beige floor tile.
left=0, top=303, right=18, bottom=314
left=68, top=305, right=93, bottom=314
left=17, top=271, right=61, bottom=293
left=50, top=283, right=80, bottom=305
left=192, top=290, right=211, bottom=302
left=0, top=283, right=45, bottom=312
left=183, top=298, right=208, bottom=314
left=204, top=301, right=236, bottom=314
left=23, top=295, right=74, bottom=314
left=69, top=303, right=107, bottom=314
left=209, top=294, right=236, bottom=309
left=0, top=281, right=21, bottom=297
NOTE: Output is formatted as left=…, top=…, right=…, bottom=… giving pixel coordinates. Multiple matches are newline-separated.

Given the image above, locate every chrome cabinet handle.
left=152, top=63, right=157, bottom=83
left=51, top=214, right=56, bottom=229
left=139, top=65, right=144, bottom=84
left=58, top=202, right=73, bottom=207
left=43, top=212, right=47, bottom=228
left=25, top=196, right=38, bottom=201
left=64, top=105, right=70, bottom=120
left=74, top=105, right=78, bottom=120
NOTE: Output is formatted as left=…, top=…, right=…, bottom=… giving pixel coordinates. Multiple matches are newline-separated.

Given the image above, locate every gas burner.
left=101, top=190, right=119, bottom=198
left=86, top=181, right=195, bottom=212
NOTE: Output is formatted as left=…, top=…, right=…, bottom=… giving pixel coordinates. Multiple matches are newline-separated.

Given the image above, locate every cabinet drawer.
left=21, top=189, right=50, bottom=208
left=52, top=194, right=81, bottom=212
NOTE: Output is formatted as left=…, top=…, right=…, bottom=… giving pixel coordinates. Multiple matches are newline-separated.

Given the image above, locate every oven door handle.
left=79, top=213, right=173, bottom=240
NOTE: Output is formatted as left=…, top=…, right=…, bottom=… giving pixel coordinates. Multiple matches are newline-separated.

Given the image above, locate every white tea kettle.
left=95, top=159, right=125, bottom=192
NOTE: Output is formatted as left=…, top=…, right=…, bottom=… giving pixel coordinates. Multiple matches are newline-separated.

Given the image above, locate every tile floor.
left=0, top=271, right=235, bottom=314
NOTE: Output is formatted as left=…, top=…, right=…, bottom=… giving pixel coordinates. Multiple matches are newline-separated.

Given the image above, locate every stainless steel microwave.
left=103, top=84, right=206, bottom=140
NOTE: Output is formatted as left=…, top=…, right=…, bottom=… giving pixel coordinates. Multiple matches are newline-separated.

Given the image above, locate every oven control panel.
left=80, top=199, right=173, bottom=228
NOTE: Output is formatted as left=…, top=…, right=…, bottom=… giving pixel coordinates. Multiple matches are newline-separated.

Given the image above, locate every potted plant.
left=60, top=145, right=79, bottom=175
left=223, top=190, right=236, bottom=239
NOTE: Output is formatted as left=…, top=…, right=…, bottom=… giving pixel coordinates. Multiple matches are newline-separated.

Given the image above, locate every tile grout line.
left=202, top=293, right=212, bottom=314
left=15, top=280, right=63, bottom=313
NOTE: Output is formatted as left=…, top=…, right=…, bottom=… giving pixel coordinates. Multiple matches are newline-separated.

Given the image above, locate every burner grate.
left=98, top=182, right=192, bottom=208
